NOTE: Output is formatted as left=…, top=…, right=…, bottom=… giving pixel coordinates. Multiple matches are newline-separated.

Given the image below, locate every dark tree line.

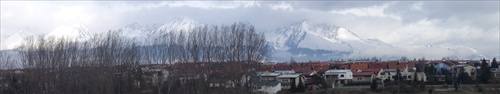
left=0, top=23, right=269, bottom=94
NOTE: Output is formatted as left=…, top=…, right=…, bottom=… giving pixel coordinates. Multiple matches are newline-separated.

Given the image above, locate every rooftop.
left=257, top=72, right=281, bottom=77
left=353, top=72, right=373, bottom=76
left=278, top=74, right=301, bottom=78
left=326, top=69, right=352, bottom=73
left=274, top=70, right=295, bottom=74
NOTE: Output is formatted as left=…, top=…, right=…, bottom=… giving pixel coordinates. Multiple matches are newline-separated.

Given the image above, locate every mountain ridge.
left=0, top=17, right=485, bottom=61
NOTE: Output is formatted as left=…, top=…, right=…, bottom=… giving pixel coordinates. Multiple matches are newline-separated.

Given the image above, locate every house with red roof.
left=338, top=64, right=350, bottom=69
left=274, top=65, right=292, bottom=71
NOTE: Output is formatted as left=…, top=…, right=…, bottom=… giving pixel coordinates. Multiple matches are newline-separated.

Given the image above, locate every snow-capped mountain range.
left=0, top=17, right=485, bottom=61
left=267, top=21, right=393, bottom=51
left=45, top=23, right=93, bottom=42
left=2, top=28, right=39, bottom=49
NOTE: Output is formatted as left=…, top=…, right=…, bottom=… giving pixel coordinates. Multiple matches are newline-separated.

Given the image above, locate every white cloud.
left=330, top=2, right=401, bottom=20
left=410, top=2, right=423, bottom=11
left=270, top=2, right=294, bottom=11
left=0, top=12, right=11, bottom=20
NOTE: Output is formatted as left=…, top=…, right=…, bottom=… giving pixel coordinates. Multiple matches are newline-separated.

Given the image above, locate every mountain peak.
left=170, top=17, right=199, bottom=24
left=2, top=28, right=39, bottom=50
left=152, top=17, right=203, bottom=36
left=45, top=23, right=92, bottom=41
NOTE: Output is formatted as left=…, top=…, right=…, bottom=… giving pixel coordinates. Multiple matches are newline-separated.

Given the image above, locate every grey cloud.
left=385, top=1, right=499, bottom=30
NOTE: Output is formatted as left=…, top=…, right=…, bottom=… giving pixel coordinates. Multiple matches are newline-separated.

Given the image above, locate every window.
left=407, top=76, right=411, bottom=79
left=340, top=74, right=344, bottom=77
left=281, top=79, right=289, bottom=82
left=357, top=77, right=362, bottom=80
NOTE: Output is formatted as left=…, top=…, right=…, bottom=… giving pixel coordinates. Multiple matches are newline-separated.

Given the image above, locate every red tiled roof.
left=387, top=61, right=406, bottom=69
left=339, top=64, right=350, bottom=69
left=314, top=65, right=330, bottom=71
left=350, top=63, right=369, bottom=71
left=275, top=63, right=285, bottom=66
left=274, top=65, right=291, bottom=70
left=443, top=60, right=457, bottom=66
left=353, top=72, right=374, bottom=76
left=311, top=62, right=329, bottom=66
left=329, top=62, right=343, bottom=65
left=291, top=65, right=302, bottom=71
left=368, top=63, right=387, bottom=69
left=406, top=61, right=417, bottom=68
left=256, top=66, right=274, bottom=72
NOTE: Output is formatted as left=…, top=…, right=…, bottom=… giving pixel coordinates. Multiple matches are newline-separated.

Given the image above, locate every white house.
left=378, top=68, right=414, bottom=81
left=255, top=80, right=282, bottom=94
left=380, top=69, right=397, bottom=81
left=277, top=74, right=302, bottom=89
left=325, top=69, right=353, bottom=85
left=452, top=64, right=477, bottom=79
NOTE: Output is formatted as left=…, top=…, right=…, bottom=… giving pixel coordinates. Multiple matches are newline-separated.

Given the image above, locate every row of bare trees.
left=0, top=23, right=269, bottom=94
left=144, top=22, right=268, bottom=64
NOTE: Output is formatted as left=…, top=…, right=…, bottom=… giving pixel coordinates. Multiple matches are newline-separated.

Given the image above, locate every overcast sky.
left=1, top=1, right=499, bottom=58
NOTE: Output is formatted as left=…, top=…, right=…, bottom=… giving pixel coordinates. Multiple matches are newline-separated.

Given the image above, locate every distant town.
left=254, top=58, right=500, bottom=94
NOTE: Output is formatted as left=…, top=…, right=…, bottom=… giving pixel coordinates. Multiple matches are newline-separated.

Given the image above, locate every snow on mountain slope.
left=427, top=45, right=484, bottom=59
left=266, top=20, right=396, bottom=61
left=266, top=21, right=392, bottom=59
left=2, top=28, right=39, bottom=50
left=150, top=17, right=203, bottom=37
left=267, top=20, right=392, bottom=52
left=45, top=23, right=92, bottom=42
left=365, top=38, right=393, bottom=48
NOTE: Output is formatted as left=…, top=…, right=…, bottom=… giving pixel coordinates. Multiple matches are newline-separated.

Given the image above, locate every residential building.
left=274, top=70, right=295, bottom=74
left=352, top=72, right=373, bottom=84
left=258, top=72, right=281, bottom=81
left=452, top=64, right=477, bottom=80
left=434, top=62, right=451, bottom=74
left=277, top=74, right=303, bottom=89
left=380, top=69, right=397, bottom=81
left=325, top=69, right=353, bottom=85
left=208, top=78, right=235, bottom=88
left=254, top=80, right=282, bottom=94
left=491, top=68, right=500, bottom=80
